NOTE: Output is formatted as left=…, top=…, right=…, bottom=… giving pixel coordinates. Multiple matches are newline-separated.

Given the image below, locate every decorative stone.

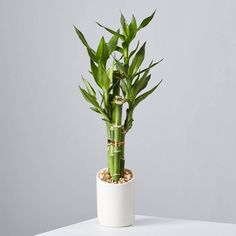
left=98, top=169, right=133, bottom=184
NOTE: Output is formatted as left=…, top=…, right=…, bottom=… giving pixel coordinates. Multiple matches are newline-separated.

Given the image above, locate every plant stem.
left=124, top=107, right=134, bottom=133
left=107, top=44, right=129, bottom=182
left=124, top=46, right=129, bottom=73
left=108, top=74, right=124, bottom=182
left=120, top=130, right=125, bottom=176
left=104, top=92, right=109, bottom=114
left=111, top=102, right=122, bottom=181
left=106, top=122, right=114, bottom=175
left=118, top=45, right=128, bottom=177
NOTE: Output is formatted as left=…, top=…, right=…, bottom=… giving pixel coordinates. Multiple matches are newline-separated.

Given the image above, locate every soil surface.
left=98, top=169, right=133, bottom=184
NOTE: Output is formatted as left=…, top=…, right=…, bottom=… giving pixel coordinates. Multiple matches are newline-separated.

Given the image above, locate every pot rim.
left=96, top=167, right=135, bottom=185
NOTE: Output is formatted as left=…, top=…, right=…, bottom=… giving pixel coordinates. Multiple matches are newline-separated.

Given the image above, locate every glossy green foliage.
left=74, top=10, right=162, bottom=133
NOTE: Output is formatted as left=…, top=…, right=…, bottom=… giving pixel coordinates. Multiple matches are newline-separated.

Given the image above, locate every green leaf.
left=124, top=108, right=134, bottom=133
left=79, top=86, right=99, bottom=108
left=107, top=34, right=119, bottom=55
left=74, top=25, right=98, bottom=62
left=97, top=61, right=110, bottom=91
left=135, top=58, right=164, bottom=77
left=115, top=46, right=123, bottom=54
left=82, top=77, right=96, bottom=96
left=91, top=60, right=110, bottom=91
left=129, top=41, right=140, bottom=59
left=90, top=59, right=102, bottom=88
left=87, top=48, right=98, bottom=62
left=128, top=42, right=146, bottom=76
left=74, top=25, right=90, bottom=48
left=102, top=118, right=111, bottom=123
left=134, top=79, right=162, bottom=107
left=120, top=13, right=129, bottom=36
left=113, top=57, right=127, bottom=76
left=90, top=107, right=100, bottom=113
left=132, top=74, right=151, bottom=97
left=138, top=10, right=156, bottom=31
left=122, top=40, right=129, bottom=49
left=128, top=15, right=137, bottom=41
left=98, top=90, right=104, bottom=106
left=107, top=62, right=115, bottom=84
left=96, top=22, right=125, bottom=40
left=80, top=86, right=110, bottom=121
left=126, top=117, right=134, bottom=132
left=120, top=13, right=126, bottom=27
left=108, top=78, right=120, bottom=94
left=96, top=36, right=109, bottom=64
left=120, top=80, right=128, bottom=97
left=134, top=60, right=154, bottom=84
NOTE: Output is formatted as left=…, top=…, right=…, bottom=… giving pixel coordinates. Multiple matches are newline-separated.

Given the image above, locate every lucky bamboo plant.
left=74, top=11, right=162, bottom=182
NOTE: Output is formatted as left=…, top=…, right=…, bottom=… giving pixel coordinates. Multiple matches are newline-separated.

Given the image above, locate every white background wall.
left=1, top=0, right=236, bottom=235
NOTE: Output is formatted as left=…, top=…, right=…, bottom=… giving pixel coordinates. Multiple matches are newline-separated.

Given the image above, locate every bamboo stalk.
left=109, top=74, right=123, bottom=182
left=106, top=123, right=114, bottom=176
left=120, top=130, right=125, bottom=176
left=111, top=101, right=122, bottom=182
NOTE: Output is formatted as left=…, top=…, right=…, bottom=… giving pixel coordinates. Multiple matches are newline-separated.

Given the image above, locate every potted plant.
left=74, top=10, right=162, bottom=227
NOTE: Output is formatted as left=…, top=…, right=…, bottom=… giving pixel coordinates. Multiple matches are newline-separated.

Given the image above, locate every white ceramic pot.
left=96, top=168, right=135, bottom=227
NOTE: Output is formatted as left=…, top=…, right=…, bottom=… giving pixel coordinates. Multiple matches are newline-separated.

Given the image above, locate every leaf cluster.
left=74, top=10, right=162, bottom=133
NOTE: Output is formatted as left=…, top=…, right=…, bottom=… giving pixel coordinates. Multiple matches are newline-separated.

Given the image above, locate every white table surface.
left=36, top=215, right=236, bottom=236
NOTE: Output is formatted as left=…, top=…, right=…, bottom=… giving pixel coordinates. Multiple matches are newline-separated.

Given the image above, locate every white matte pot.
left=96, top=168, right=135, bottom=227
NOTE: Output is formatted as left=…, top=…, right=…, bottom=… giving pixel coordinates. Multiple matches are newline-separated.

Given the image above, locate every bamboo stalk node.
left=113, top=96, right=126, bottom=105
left=114, top=150, right=122, bottom=153
left=107, top=139, right=125, bottom=147
left=111, top=123, right=123, bottom=128
left=113, top=71, right=125, bottom=80
left=122, top=129, right=127, bottom=134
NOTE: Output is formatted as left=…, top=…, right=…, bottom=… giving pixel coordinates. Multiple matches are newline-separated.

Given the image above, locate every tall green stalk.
left=106, top=122, right=113, bottom=175
left=75, top=10, right=162, bottom=182
left=109, top=74, right=123, bottom=181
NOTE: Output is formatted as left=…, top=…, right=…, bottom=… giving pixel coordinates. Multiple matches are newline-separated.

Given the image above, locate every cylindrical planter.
left=96, top=168, right=135, bottom=227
